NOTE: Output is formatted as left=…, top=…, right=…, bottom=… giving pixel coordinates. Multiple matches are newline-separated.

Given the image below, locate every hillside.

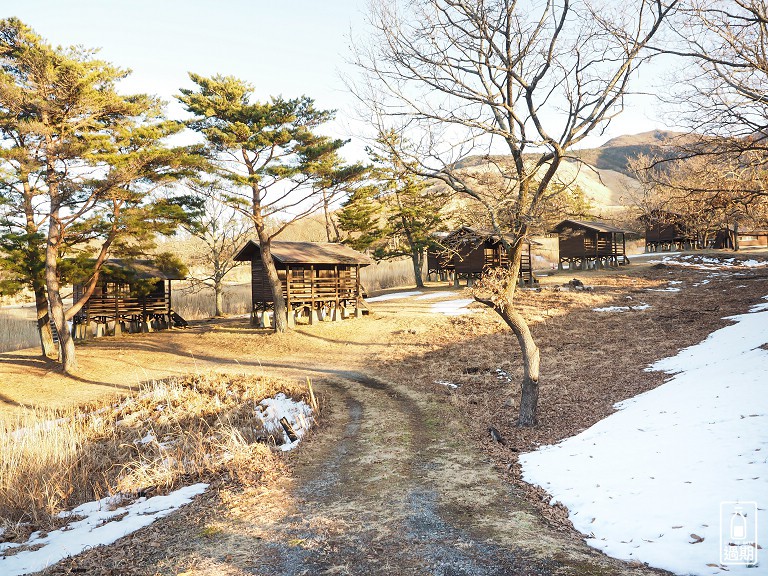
left=439, top=155, right=644, bottom=221
left=286, top=131, right=687, bottom=238
left=572, top=129, right=691, bottom=176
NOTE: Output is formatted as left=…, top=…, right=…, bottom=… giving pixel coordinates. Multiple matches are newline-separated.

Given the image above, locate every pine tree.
left=178, top=74, right=361, bottom=332
left=0, top=19, right=201, bottom=372
left=339, top=132, right=447, bottom=287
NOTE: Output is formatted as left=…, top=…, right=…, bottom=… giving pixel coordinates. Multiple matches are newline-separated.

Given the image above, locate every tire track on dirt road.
left=236, top=368, right=668, bottom=576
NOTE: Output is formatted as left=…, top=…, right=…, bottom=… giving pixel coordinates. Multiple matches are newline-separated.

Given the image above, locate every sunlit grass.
left=0, top=373, right=311, bottom=539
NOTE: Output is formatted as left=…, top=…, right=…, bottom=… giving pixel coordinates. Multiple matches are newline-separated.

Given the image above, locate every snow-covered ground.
left=521, top=295, right=768, bottom=575
left=256, top=393, right=314, bottom=451
left=365, top=290, right=423, bottom=302
left=0, top=484, right=208, bottom=576
left=431, top=298, right=476, bottom=316
left=650, top=254, right=768, bottom=270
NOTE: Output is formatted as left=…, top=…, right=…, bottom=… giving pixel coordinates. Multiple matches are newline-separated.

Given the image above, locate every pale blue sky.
left=3, top=1, right=675, bottom=160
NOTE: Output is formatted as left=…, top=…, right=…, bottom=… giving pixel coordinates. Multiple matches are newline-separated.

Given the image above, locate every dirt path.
left=141, top=366, right=666, bottom=576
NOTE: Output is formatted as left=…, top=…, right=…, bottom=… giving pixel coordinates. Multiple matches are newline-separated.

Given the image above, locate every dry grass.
left=0, top=308, right=39, bottom=354
left=361, top=258, right=418, bottom=291
left=172, top=284, right=252, bottom=320
left=0, top=373, right=311, bottom=540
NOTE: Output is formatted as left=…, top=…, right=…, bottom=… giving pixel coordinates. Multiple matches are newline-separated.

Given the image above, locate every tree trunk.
left=34, top=287, right=56, bottom=358
left=497, top=303, right=540, bottom=426
left=411, top=247, right=425, bottom=288
left=214, top=281, right=224, bottom=317
left=322, top=189, right=334, bottom=242
left=258, top=234, right=288, bottom=333
left=476, top=238, right=541, bottom=426
left=45, top=217, right=77, bottom=373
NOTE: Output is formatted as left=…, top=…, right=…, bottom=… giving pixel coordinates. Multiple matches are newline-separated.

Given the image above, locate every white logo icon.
left=720, top=501, right=758, bottom=566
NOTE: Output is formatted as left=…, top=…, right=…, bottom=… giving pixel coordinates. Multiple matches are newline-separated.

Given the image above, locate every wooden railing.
left=76, top=296, right=169, bottom=321
left=285, top=276, right=360, bottom=304
left=584, top=238, right=624, bottom=257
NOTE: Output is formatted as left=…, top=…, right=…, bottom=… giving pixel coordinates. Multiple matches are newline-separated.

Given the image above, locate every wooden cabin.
left=553, top=219, right=631, bottom=270
left=72, top=259, right=186, bottom=340
left=641, top=210, right=698, bottom=252
left=712, top=226, right=768, bottom=249
left=737, top=229, right=768, bottom=248
left=233, top=240, right=372, bottom=327
left=427, top=226, right=539, bottom=286
left=427, top=232, right=453, bottom=281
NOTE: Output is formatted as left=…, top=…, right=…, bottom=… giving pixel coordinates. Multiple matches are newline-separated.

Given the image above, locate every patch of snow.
left=641, top=251, right=683, bottom=258
left=9, top=418, right=68, bottom=441
left=495, top=369, right=511, bottom=383
left=0, top=484, right=208, bottom=576
left=521, top=295, right=768, bottom=576
left=135, top=432, right=155, bottom=445
left=646, top=287, right=681, bottom=292
left=652, top=255, right=768, bottom=271
left=431, top=299, right=476, bottom=316
left=593, top=304, right=651, bottom=313
left=256, top=393, right=314, bottom=451
left=415, top=292, right=451, bottom=300
left=435, top=380, right=459, bottom=389
left=366, top=291, right=423, bottom=302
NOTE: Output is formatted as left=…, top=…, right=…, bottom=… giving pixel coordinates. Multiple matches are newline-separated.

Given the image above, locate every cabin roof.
left=76, top=259, right=185, bottom=281
left=552, top=219, right=633, bottom=234
left=233, top=240, right=373, bottom=266
left=443, top=226, right=543, bottom=246
left=106, top=259, right=185, bottom=280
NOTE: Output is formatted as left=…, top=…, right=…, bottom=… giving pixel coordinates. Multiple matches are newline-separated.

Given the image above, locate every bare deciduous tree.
left=182, top=181, right=252, bottom=317
left=668, top=1, right=768, bottom=141
left=353, top=0, right=677, bottom=425
left=656, top=1, right=768, bottom=208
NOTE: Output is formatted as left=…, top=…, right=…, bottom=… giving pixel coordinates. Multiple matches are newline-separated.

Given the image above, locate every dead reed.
left=361, top=258, right=418, bottom=291
left=0, top=373, right=310, bottom=540
left=172, top=283, right=252, bottom=320
left=0, top=309, right=39, bottom=354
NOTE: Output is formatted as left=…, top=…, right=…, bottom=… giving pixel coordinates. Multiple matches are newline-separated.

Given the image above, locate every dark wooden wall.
left=74, top=280, right=170, bottom=324
left=453, top=244, right=486, bottom=274
left=250, top=259, right=275, bottom=304
left=558, top=228, right=588, bottom=258
left=251, top=261, right=362, bottom=309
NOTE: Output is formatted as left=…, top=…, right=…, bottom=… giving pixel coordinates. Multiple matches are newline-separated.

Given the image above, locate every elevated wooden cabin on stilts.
left=427, top=226, right=539, bottom=286
left=71, top=259, right=186, bottom=340
left=553, top=219, right=632, bottom=270
left=233, top=241, right=372, bottom=328
left=712, top=226, right=768, bottom=249
left=640, top=210, right=698, bottom=252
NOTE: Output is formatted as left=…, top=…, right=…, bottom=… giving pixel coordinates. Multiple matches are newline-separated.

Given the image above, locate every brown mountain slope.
left=572, top=129, right=692, bottom=176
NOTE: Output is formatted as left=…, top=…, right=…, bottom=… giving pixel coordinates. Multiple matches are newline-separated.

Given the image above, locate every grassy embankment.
left=0, top=373, right=313, bottom=542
